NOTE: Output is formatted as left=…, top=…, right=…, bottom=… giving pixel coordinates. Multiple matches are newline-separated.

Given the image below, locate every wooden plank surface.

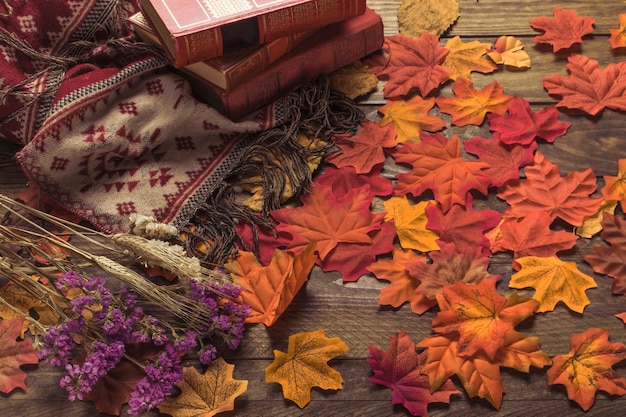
left=1, top=1, right=626, bottom=416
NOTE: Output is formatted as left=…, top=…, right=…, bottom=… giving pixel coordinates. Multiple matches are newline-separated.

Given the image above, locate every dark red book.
left=139, top=0, right=367, bottom=67
left=185, top=7, right=384, bottom=121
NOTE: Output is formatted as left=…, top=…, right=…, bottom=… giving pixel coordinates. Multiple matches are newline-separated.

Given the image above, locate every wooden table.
left=2, top=0, right=626, bottom=416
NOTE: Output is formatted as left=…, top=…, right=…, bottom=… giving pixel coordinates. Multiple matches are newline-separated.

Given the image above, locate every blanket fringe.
left=176, top=76, right=365, bottom=265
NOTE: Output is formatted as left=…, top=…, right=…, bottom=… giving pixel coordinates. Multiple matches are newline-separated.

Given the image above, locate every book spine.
left=193, top=8, right=383, bottom=120
left=155, top=0, right=367, bottom=67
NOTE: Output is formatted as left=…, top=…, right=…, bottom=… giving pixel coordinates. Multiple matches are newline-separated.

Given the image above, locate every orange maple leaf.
left=609, top=13, right=626, bottom=49
left=325, top=120, right=396, bottom=174
left=498, top=151, right=603, bottom=226
left=529, top=7, right=595, bottom=52
left=265, top=329, right=348, bottom=408
left=442, top=36, right=497, bottom=80
left=510, top=256, right=597, bottom=313
left=436, top=77, right=512, bottom=126
left=392, top=133, right=491, bottom=213
left=367, top=247, right=437, bottom=315
left=158, top=359, right=248, bottom=417
left=226, top=243, right=317, bottom=326
left=0, top=318, right=39, bottom=394
left=486, top=35, right=531, bottom=69
left=378, top=96, right=446, bottom=143
left=547, top=328, right=626, bottom=411
left=602, top=158, right=626, bottom=211
left=383, top=196, right=439, bottom=252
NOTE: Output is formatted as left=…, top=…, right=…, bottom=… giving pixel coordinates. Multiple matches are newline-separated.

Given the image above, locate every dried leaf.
left=529, top=7, right=595, bottom=52
left=442, top=36, right=497, bottom=80
left=157, top=359, right=248, bottom=417
left=266, top=329, right=348, bottom=408
left=383, top=196, right=439, bottom=252
left=0, top=318, right=39, bottom=394
left=487, top=36, right=531, bottom=69
left=397, top=0, right=460, bottom=36
left=328, top=60, right=379, bottom=99
left=378, top=96, right=446, bottom=143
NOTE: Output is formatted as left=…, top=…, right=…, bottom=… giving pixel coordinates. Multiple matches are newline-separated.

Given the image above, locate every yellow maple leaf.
left=510, top=256, right=597, bottom=313
left=487, top=36, right=531, bottom=69
left=383, top=196, right=439, bottom=252
left=157, top=359, right=248, bottom=417
left=266, top=329, right=349, bottom=408
left=378, top=96, right=445, bottom=143
left=443, top=36, right=497, bottom=80
left=575, top=199, right=618, bottom=238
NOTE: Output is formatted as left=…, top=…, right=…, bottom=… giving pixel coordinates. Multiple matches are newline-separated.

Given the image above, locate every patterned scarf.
left=1, top=0, right=363, bottom=264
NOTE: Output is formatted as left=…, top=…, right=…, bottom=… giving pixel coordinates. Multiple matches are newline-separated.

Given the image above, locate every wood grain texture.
left=1, top=1, right=626, bottom=416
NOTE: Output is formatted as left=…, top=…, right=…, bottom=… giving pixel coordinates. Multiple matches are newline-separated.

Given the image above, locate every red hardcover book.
left=139, top=0, right=367, bottom=68
left=128, top=12, right=316, bottom=91
left=185, top=7, right=384, bottom=120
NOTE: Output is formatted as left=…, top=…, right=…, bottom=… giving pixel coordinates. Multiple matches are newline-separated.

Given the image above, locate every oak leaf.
left=379, top=33, right=452, bottom=98
left=609, top=14, right=626, bottom=49
left=510, top=256, right=597, bottom=313
left=436, top=78, right=513, bottom=126
left=157, top=359, right=248, bottom=417
left=442, top=36, right=497, bottom=80
left=265, top=329, right=348, bottom=408
left=0, top=318, right=38, bottom=394
left=463, top=136, right=536, bottom=187
left=547, top=328, right=626, bottom=411
left=602, top=158, right=626, bottom=211
left=486, top=36, right=531, bottom=69
left=328, top=60, right=379, bottom=99
left=392, top=133, right=491, bottom=212
left=487, top=98, right=571, bottom=146
left=498, top=151, right=602, bottom=226
left=383, top=196, right=439, bottom=252
left=529, top=7, right=595, bottom=52
left=378, top=96, right=446, bottom=143
left=397, top=0, right=460, bottom=37
left=325, top=120, right=396, bottom=174
left=368, top=248, right=437, bottom=314
left=542, top=54, right=626, bottom=116
left=367, top=329, right=460, bottom=416
left=226, top=243, right=317, bottom=326
left=583, top=212, right=626, bottom=295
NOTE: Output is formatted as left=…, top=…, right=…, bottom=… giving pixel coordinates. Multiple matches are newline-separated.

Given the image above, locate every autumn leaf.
left=464, top=136, right=536, bottom=187
left=609, top=13, right=626, bottom=49
left=236, top=217, right=291, bottom=266
left=397, top=0, right=460, bottom=37
left=442, top=36, right=497, bottom=80
left=431, top=280, right=538, bottom=360
left=313, top=165, right=394, bottom=200
left=392, top=133, right=491, bottom=212
left=529, top=7, right=595, bottom=52
left=367, top=329, right=460, bottom=416
left=498, top=151, right=602, bottom=226
left=328, top=60, right=379, bottom=99
left=265, top=329, right=349, bottom=408
left=325, top=121, right=396, bottom=174
left=383, top=196, right=439, bottom=252
left=378, top=96, right=446, bottom=143
left=408, top=242, right=501, bottom=300
left=542, top=54, right=626, bottom=116
left=576, top=200, right=618, bottom=238
left=510, top=256, right=597, bottom=313
left=0, top=318, right=38, bottom=394
left=368, top=248, right=437, bottom=314
left=547, top=328, right=626, bottom=411
left=487, top=97, right=571, bottom=146
left=226, top=243, right=316, bottom=326
left=157, top=359, right=247, bottom=417
left=486, top=36, right=531, bottom=69
left=495, top=330, right=552, bottom=373
left=583, top=212, right=626, bottom=295
left=379, top=32, right=452, bottom=98
left=602, top=158, right=626, bottom=211
left=425, top=195, right=502, bottom=256
left=436, top=78, right=513, bottom=126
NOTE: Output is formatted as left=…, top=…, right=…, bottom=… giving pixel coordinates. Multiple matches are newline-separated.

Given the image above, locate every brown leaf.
left=329, top=61, right=379, bottom=99
left=397, top=0, right=460, bottom=36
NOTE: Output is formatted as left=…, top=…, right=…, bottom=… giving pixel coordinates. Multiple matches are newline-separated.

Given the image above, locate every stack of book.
left=130, top=0, right=384, bottom=120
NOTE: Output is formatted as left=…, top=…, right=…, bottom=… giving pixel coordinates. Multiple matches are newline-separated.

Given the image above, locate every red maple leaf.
left=464, top=136, right=537, bottom=187
left=313, top=165, right=394, bottom=200
left=392, top=133, right=491, bottom=213
left=542, top=54, right=626, bottom=116
left=236, top=217, right=292, bottom=266
left=487, top=97, right=571, bottom=146
left=497, top=151, right=602, bottom=226
left=0, top=318, right=39, bottom=394
left=583, top=212, right=626, bottom=295
left=529, top=7, right=595, bottom=52
left=379, top=33, right=452, bottom=98
left=325, top=120, right=396, bottom=174
left=367, top=329, right=460, bottom=416
left=425, top=195, right=502, bottom=257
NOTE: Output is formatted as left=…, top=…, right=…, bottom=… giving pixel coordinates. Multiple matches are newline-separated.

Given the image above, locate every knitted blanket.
left=1, top=0, right=363, bottom=264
